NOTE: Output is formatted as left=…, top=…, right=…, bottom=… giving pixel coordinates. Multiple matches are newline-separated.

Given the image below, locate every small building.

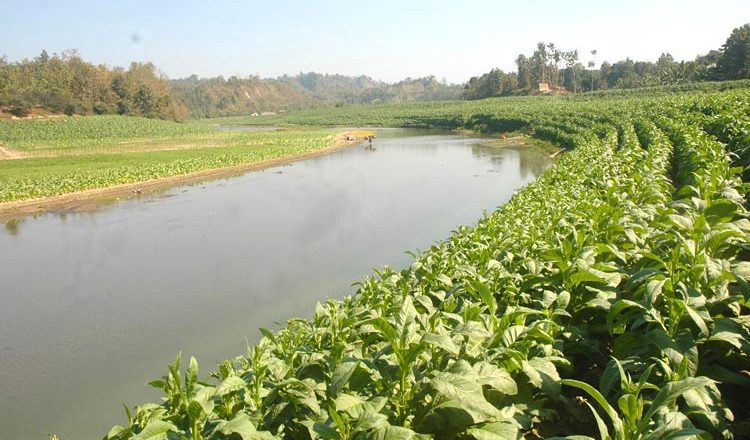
left=538, top=82, right=550, bottom=92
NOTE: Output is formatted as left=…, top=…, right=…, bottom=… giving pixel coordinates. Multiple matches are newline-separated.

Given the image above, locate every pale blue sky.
left=1, top=0, right=748, bottom=83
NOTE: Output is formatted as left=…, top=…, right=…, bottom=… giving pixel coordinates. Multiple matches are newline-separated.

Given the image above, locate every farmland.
left=0, top=116, right=347, bottom=204
left=94, top=87, right=750, bottom=439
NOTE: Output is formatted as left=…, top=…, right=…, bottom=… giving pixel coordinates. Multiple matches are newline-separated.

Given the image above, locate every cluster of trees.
left=0, top=50, right=185, bottom=119
left=279, top=72, right=462, bottom=106
left=464, top=23, right=750, bottom=99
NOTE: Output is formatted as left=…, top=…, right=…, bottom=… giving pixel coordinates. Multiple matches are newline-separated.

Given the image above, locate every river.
left=0, top=129, right=552, bottom=439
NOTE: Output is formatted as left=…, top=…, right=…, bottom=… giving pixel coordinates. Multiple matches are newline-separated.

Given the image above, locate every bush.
left=93, top=102, right=116, bottom=115
left=64, top=99, right=89, bottom=116
left=8, top=98, right=30, bottom=117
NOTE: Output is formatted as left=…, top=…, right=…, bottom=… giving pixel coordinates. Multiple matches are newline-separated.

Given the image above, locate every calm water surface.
left=0, top=130, right=552, bottom=439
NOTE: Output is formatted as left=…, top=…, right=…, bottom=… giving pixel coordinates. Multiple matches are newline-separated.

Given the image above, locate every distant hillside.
left=279, top=72, right=463, bottom=105
left=170, top=75, right=319, bottom=118
left=0, top=51, right=462, bottom=120
left=171, top=73, right=463, bottom=118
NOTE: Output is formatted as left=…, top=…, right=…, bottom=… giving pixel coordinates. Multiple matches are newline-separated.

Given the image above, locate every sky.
left=1, top=0, right=748, bottom=84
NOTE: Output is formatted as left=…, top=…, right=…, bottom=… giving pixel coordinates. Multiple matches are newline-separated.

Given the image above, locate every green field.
left=91, top=87, right=750, bottom=439
left=0, top=117, right=339, bottom=202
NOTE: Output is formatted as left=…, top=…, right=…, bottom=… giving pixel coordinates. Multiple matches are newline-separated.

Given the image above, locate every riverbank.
left=0, top=131, right=369, bottom=221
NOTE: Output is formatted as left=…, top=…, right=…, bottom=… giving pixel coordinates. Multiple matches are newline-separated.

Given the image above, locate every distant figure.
left=365, top=135, right=376, bottom=152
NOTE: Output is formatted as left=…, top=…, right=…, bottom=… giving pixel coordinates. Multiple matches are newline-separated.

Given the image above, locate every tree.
left=515, top=54, right=532, bottom=89
left=656, top=53, right=678, bottom=84
left=598, top=61, right=611, bottom=90
left=531, top=42, right=549, bottom=86
left=563, top=50, right=579, bottom=92
left=716, top=23, right=750, bottom=79
left=588, top=49, right=597, bottom=91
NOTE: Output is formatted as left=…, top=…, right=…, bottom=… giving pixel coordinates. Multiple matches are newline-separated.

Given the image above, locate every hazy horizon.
left=2, top=0, right=749, bottom=84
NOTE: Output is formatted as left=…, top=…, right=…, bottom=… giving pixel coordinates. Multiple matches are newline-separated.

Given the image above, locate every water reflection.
left=4, top=217, right=22, bottom=236
left=470, top=143, right=552, bottom=179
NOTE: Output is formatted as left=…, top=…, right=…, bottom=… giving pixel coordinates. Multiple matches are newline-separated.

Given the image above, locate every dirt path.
left=0, top=145, right=25, bottom=160
left=0, top=132, right=368, bottom=221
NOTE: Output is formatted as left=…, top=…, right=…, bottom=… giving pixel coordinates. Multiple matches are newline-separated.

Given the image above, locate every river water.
left=0, top=129, right=552, bottom=439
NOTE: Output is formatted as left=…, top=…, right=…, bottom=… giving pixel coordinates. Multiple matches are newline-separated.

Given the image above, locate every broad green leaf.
left=638, top=377, right=714, bottom=433
left=421, top=333, right=460, bottom=356
left=187, top=400, right=205, bottom=422
left=334, top=392, right=365, bottom=412
left=708, top=317, right=747, bottom=349
left=437, top=273, right=453, bottom=287
left=474, top=362, right=518, bottom=396
left=216, top=375, right=246, bottom=395
left=215, top=413, right=259, bottom=440
left=371, top=425, right=428, bottom=440
left=501, top=325, right=526, bottom=347
left=522, top=358, right=560, bottom=396
left=331, top=361, right=358, bottom=395
left=704, top=199, right=738, bottom=224
left=466, top=420, right=520, bottom=439
left=678, top=300, right=709, bottom=337
left=131, top=420, right=179, bottom=440
left=669, top=214, right=694, bottom=231
left=369, top=318, right=398, bottom=345
left=352, top=409, right=389, bottom=432
left=732, top=261, right=750, bottom=280
left=417, top=400, right=499, bottom=433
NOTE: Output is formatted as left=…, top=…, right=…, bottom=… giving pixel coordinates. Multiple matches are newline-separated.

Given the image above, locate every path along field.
left=88, top=87, right=750, bottom=439
left=0, top=116, right=372, bottom=218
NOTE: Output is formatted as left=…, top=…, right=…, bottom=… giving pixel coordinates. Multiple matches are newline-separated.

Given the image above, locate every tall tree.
left=588, top=49, right=597, bottom=91
left=515, top=54, right=532, bottom=89
left=717, top=23, right=750, bottom=79
left=564, top=50, right=579, bottom=92
left=531, top=42, right=549, bottom=86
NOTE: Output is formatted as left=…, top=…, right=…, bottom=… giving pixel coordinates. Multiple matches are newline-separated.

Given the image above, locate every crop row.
left=0, top=115, right=216, bottom=151
left=0, top=130, right=337, bottom=202
left=104, top=90, right=750, bottom=439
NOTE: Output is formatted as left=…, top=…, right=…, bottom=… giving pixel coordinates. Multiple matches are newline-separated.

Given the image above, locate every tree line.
left=1, top=23, right=748, bottom=119
left=0, top=53, right=462, bottom=120
left=0, top=49, right=186, bottom=119
left=463, top=23, right=750, bottom=99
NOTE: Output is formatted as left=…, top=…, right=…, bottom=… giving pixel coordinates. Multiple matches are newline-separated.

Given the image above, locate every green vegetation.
left=98, top=87, right=750, bottom=439
left=0, top=118, right=338, bottom=201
